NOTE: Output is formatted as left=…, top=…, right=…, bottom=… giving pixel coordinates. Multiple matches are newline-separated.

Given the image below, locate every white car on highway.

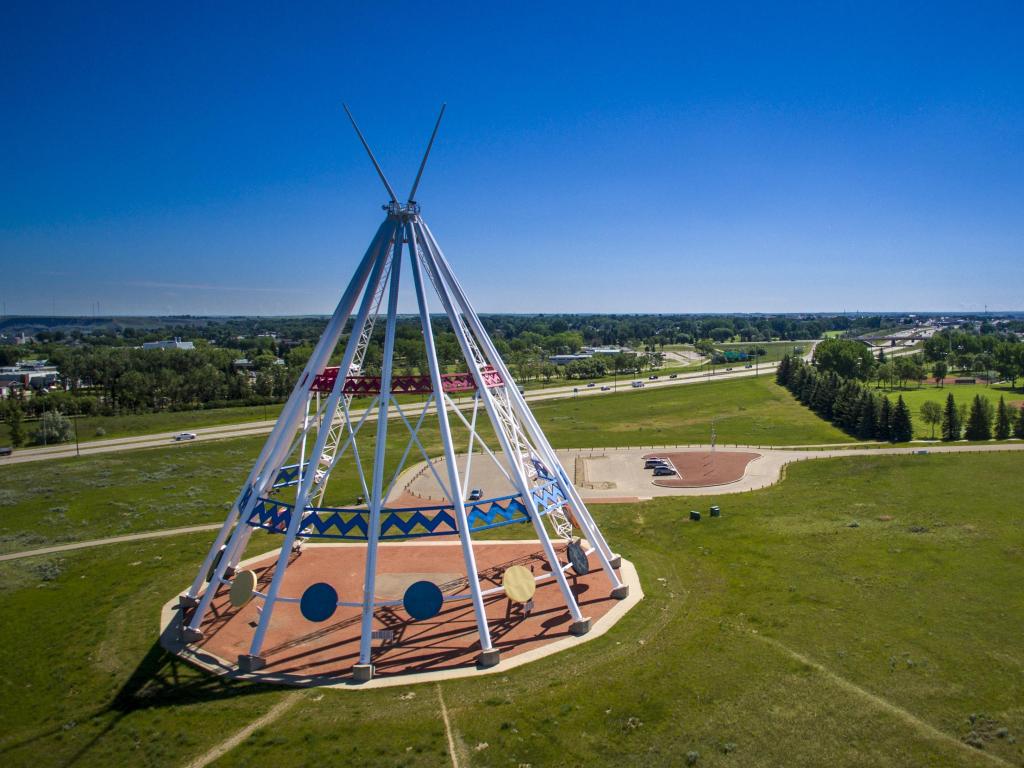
left=174, top=432, right=197, bottom=442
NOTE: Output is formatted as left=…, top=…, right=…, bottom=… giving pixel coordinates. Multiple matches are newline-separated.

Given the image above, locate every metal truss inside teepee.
left=179, top=106, right=628, bottom=681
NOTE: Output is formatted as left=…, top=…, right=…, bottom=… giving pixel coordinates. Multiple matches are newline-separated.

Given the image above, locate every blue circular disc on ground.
left=300, top=582, right=338, bottom=622
left=403, top=580, right=444, bottom=621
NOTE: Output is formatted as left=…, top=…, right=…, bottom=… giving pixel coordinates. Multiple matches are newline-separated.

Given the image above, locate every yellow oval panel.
left=502, top=565, right=536, bottom=604
left=229, top=569, right=257, bottom=608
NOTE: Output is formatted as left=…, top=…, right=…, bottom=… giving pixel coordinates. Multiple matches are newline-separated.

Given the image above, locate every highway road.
left=0, top=357, right=800, bottom=466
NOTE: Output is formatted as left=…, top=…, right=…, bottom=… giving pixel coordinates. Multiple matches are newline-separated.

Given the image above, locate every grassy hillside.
left=1, top=452, right=1022, bottom=766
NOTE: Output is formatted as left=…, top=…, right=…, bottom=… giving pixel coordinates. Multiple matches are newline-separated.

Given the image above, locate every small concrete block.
left=608, top=554, right=622, bottom=569
left=569, top=617, right=592, bottom=636
left=611, top=584, right=630, bottom=600
left=477, top=648, right=501, bottom=668
left=181, top=627, right=204, bottom=643
left=238, top=654, right=266, bottom=672
left=352, top=663, right=374, bottom=683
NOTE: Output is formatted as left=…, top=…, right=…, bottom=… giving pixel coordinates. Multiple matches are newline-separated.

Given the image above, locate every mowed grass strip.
left=1, top=453, right=1022, bottom=766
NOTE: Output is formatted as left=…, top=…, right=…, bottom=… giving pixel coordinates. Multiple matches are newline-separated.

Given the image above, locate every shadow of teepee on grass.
left=0, top=640, right=276, bottom=767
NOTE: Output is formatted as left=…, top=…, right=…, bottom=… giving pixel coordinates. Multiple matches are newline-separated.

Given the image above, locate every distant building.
left=142, top=337, right=195, bottom=351
left=0, top=359, right=60, bottom=390
left=582, top=346, right=632, bottom=357
left=548, top=353, right=592, bottom=365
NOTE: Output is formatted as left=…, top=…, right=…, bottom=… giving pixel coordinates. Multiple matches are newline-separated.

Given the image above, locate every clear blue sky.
left=1, top=2, right=1021, bottom=316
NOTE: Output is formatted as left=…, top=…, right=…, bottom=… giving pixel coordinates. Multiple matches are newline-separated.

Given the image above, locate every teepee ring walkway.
left=165, top=106, right=639, bottom=685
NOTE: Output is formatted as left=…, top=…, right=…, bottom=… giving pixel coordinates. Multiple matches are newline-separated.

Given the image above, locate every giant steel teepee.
left=179, top=106, right=628, bottom=681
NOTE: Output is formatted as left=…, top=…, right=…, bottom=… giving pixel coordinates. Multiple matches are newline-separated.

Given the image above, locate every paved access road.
left=0, top=359, right=796, bottom=466
left=6, top=339, right=940, bottom=469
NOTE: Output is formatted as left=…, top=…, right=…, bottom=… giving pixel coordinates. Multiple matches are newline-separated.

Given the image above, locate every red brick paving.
left=196, top=541, right=622, bottom=681
left=643, top=450, right=761, bottom=487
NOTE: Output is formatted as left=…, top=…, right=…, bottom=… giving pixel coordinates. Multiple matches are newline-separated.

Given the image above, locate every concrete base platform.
left=161, top=540, right=643, bottom=690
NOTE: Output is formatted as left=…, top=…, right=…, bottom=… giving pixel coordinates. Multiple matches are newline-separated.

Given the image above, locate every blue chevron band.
left=245, top=480, right=567, bottom=541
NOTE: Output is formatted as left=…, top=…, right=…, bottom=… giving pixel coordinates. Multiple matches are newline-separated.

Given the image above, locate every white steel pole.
left=243, top=221, right=398, bottom=664
left=355, top=228, right=403, bottom=672
left=422, top=220, right=620, bottom=571
left=185, top=220, right=392, bottom=614
left=413, top=220, right=587, bottom=627
left=407, top=221, right=499, bottom=655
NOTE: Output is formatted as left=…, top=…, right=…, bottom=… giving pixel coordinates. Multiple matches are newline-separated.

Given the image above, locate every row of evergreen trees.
left=779, top=354, right=1024, bottom=442
left=776, top=355, right=913, bottom=441
left=939, top=392, right=1024, bottom=441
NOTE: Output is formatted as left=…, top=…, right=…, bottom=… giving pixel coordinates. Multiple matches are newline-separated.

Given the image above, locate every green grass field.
left=878, top=382, right=1024, bottom=439
left=0, top=377, right=852, bottom=553
left=535, top=375, right=852, bottom=448
left=1, top=452, right=1022, bottom=766
left=0, top=403, right=284, bottom=447
left=717, top=339, right=814, bottom=364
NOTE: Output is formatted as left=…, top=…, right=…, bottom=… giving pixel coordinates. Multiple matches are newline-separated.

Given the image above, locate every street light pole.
left=73, top=413, right=80, bottom=457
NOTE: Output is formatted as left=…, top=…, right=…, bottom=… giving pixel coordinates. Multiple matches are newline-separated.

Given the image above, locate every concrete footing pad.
left=182, top=627, right=204, bottom=643
left=477, top=648, right=501, bottom=668
left=611, top=584, right=630, bottom=599
left=238, top=654, right=266, bottom=672
left=352, top=664, right=374, bottom=683
left=569, top=617, right=592, bottom=636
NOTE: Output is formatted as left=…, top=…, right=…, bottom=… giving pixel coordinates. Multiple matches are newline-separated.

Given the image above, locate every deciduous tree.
left=813, top=338, right=875, bottom=380
left=920, top=401, right=942, bottom=439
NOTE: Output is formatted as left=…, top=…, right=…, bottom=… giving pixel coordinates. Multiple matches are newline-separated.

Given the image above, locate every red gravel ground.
left=194, top=541, right=622, bottom=682
left=642, top=451, right=761, bottom=487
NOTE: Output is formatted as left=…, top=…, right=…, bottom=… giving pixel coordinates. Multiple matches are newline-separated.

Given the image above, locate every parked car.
left=174, top=432, right=197, bottom=441
left=644, top=458, right=668, bottom=469
left=600, top=385, right=611, bottom=391
left=653, top=465, right=677, bottom=476
left=468, top=488, right=483, bottom=501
